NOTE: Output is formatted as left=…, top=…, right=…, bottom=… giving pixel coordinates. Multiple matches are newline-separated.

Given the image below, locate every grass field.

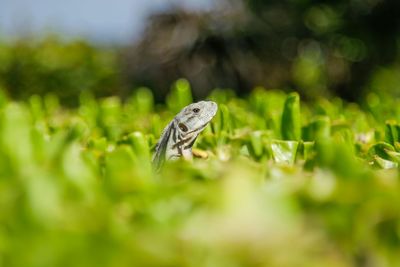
left=1, top=80, right=400, bottom=267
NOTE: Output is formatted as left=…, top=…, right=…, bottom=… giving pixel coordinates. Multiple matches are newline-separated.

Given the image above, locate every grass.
left=0, top=82, right=400, bottom=267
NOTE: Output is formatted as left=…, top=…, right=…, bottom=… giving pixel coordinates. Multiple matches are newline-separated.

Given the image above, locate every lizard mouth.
left=185, top=123, right=208, bottom=135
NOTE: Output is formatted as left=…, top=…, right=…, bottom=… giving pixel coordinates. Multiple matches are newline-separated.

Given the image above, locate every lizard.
left=152, top=101, right=218, bottom=170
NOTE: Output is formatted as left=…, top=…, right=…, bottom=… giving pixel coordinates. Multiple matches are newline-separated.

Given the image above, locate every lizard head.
left=174, top=101, right=218, bottom=137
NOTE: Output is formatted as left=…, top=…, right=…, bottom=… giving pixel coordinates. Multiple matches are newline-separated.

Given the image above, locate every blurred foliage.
left=0, top=36, right=122, bottom=105
left=120, top=0, right=400, bottom=102
left=0, top=83, right=400, bottom=266
left=2, top=0, right=400, bottom=105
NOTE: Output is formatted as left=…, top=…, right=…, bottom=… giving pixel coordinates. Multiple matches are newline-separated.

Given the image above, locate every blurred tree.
left=120, top=0, right=400, bottom=101
left=1, top=0, right=399, bottom=104
left=0, top=36, right=122, bottom=105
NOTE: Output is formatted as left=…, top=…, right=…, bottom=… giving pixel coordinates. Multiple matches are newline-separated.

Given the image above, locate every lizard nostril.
left=178, top=123, right=188, bottom=132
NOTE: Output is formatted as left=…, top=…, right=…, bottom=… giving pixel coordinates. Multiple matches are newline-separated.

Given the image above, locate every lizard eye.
left=193, top=108, right=200, bottom=113
left=178, top=123, right=188, bottom=132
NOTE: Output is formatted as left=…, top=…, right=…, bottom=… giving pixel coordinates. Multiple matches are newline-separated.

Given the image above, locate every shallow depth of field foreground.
left=0, top=82, right=400, bottom=267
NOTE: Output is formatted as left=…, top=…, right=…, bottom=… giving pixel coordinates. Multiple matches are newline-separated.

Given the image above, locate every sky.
left=0, top=0, right=216, bottom=43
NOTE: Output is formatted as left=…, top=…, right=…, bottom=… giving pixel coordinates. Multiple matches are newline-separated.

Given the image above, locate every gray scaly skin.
left=152, top=101, right=218, bottom=170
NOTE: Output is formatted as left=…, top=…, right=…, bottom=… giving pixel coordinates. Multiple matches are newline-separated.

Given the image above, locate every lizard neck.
left=165, top=123, right=198, bottom=161
left=152, top=121, right=199, bottom=170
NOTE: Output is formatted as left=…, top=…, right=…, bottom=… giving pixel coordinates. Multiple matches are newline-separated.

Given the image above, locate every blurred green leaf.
left=270, top=140, right=299, bottom=164
left=385, top=120, right=400, bottom=147
left=281, top=92, right=301, bottom=141
left=166, top=78, right=193, bottom=113
left=368, top=142, right=400, bottom=169
left=0, top=103, right=33, bottom=169
left=304, top=116, right=331, bottom=141
left=128, top=87, right=154, bottom=114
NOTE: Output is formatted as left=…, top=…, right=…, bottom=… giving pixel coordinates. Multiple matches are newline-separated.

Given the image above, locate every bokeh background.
left=1, top=0, right=400, bottom=103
